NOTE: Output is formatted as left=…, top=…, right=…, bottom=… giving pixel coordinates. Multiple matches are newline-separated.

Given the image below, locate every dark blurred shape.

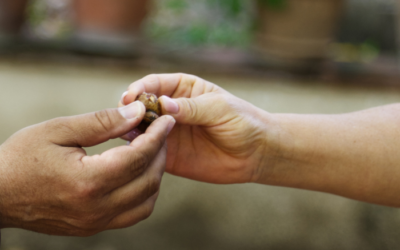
left=254, top=0, right=345, bottom=72
left=0, top=0, right=28, bottom=35
left=338, top=0, right=397, bottom=55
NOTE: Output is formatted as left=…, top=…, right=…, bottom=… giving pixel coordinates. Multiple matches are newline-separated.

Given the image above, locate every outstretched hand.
left=119, top=74, right=400, bottom=208
left=120, top=74, right=273, bottom=184
left=0, top=102, right=175, bottom=236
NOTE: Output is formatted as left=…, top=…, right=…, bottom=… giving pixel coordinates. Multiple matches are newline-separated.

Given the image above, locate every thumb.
left=159, top=94, right=230, bottom=126
left=46, top=101, right=145, bottom=147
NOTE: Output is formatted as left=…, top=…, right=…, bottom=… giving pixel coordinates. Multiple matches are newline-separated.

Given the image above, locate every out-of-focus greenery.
left=26, top=0, right=73, bottom=40
left=27, top=0, right=47, bottom=27
left=26, top=0, right=255, bottom=47
left=164, top=0, right=188, bottom=13
left=206, top=0, right=244, bottom=17
left=332, top=40, right=381, bottom=63
left=145, top=0, right=255, bottom=47
left=258, top=0, right=287, bottom=10
left=23, top=0, right=396, bottom=60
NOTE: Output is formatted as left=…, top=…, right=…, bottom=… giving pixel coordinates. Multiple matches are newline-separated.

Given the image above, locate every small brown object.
left=136, top=92, right=161, bottom=132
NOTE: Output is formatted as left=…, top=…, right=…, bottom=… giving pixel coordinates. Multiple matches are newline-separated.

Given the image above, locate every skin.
left=120, top=74, right=269, bottom=184
left=120, top=73, right=400, bottom=208
left=0, top=101, right=176, bottom=236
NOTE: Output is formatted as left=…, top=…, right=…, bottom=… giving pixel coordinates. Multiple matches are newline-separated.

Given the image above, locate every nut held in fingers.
left=136, top=93, right=161, bottom=132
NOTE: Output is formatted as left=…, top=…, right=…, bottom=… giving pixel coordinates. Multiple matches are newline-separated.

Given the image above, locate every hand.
left=119, top=74, right=273, bottom=184
left=0, top=102, right=175, bottom=236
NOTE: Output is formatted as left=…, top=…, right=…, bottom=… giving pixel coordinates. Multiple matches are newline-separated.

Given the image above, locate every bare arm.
left=120, top=73, right=400, bottom=207
left=257, top=104, right=400, bottom=207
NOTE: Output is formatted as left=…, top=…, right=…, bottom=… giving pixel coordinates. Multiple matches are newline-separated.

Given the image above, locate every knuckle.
left=176, top=73, right=186, bottom=83
left=213, top=92, right=231, bottom=106
left=82, top=213, right=102, bottom=226
left=144, top=74, right=161, bottom=86
left=212, top=94, right=236, bottom=113
left=130, top=152, right=150, bottom=178
left=181, top=98, right=198, bottom=120
left=180, top=73, right=196, bottom=85
left=74, top=181, right=100, bottom=200
left=94, top=109, right=114, bottom=133
left=76, top=213, right=106, bottom=235
left=145, top=176, right=161, bottom=198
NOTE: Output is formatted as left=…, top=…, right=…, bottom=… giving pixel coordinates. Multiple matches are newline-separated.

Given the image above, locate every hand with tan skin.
left=0, top=101, right=175, bottom=236
left=120, top=74, right=270, bottom=184
left=121, top=73, right=400, bottom=208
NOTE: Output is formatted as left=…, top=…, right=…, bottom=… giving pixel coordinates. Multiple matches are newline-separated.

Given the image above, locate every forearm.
left=257, top=104, right=400, bottom=207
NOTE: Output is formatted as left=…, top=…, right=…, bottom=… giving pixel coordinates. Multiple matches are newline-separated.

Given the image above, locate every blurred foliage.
left=206, top=0, right=244, bottom=17
left=165, top=0, right=188, bottom=12
left=26, top=0, right=73, bottom=40
left=258, top=0, right=287, bottom=10
left=145, top=0, right=255, bottom=48
left=23, top=0, right=397, bottom=59
left=332, top=40, right=380, bottom=63
left=27, top=0, right=48, bottom=26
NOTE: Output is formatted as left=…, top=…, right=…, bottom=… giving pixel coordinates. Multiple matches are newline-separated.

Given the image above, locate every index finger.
left=81, top=115, right=175, bottom=192
left=121, top=73, right=221, bottom=106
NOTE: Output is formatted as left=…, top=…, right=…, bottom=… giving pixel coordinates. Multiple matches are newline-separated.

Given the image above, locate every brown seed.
left=136, top=93, right=161, bottom=132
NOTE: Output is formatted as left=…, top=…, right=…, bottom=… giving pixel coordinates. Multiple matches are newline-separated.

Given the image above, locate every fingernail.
left=121, top=91, right=129, bottom=105
left=161, top=96, right=179, bottom=114
left=118, top=101, right=143, bottom=120
left=167, top=118, right=176, bottom=135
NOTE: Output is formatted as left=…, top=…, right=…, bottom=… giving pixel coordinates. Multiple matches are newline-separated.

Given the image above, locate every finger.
left=121, top=73, right=220, bottom=106
left=122, top=74, right=181, bottom=105
left=106, top=141, right=166, bottom=213
left=121, top=128, right=143, bottom=142
left=82, top=115, right=175, bottom=191
left=47, top=101, right=145, bottom=147
left=106, top=193, right=158, bottom=230
left=159, top=93, right=235, bottom=126
left=116, top=100, right=141, bottom=141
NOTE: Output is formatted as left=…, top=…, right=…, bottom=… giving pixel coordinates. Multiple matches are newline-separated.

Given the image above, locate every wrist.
left=249, top=110, right=284, bottom=184
left=251, top=112, right=298, bottom=186
left=252, top=113, right=340, bottom=192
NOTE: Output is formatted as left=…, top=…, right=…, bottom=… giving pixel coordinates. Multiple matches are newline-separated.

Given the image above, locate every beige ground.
left=1, top=59, right=400, bottom=250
